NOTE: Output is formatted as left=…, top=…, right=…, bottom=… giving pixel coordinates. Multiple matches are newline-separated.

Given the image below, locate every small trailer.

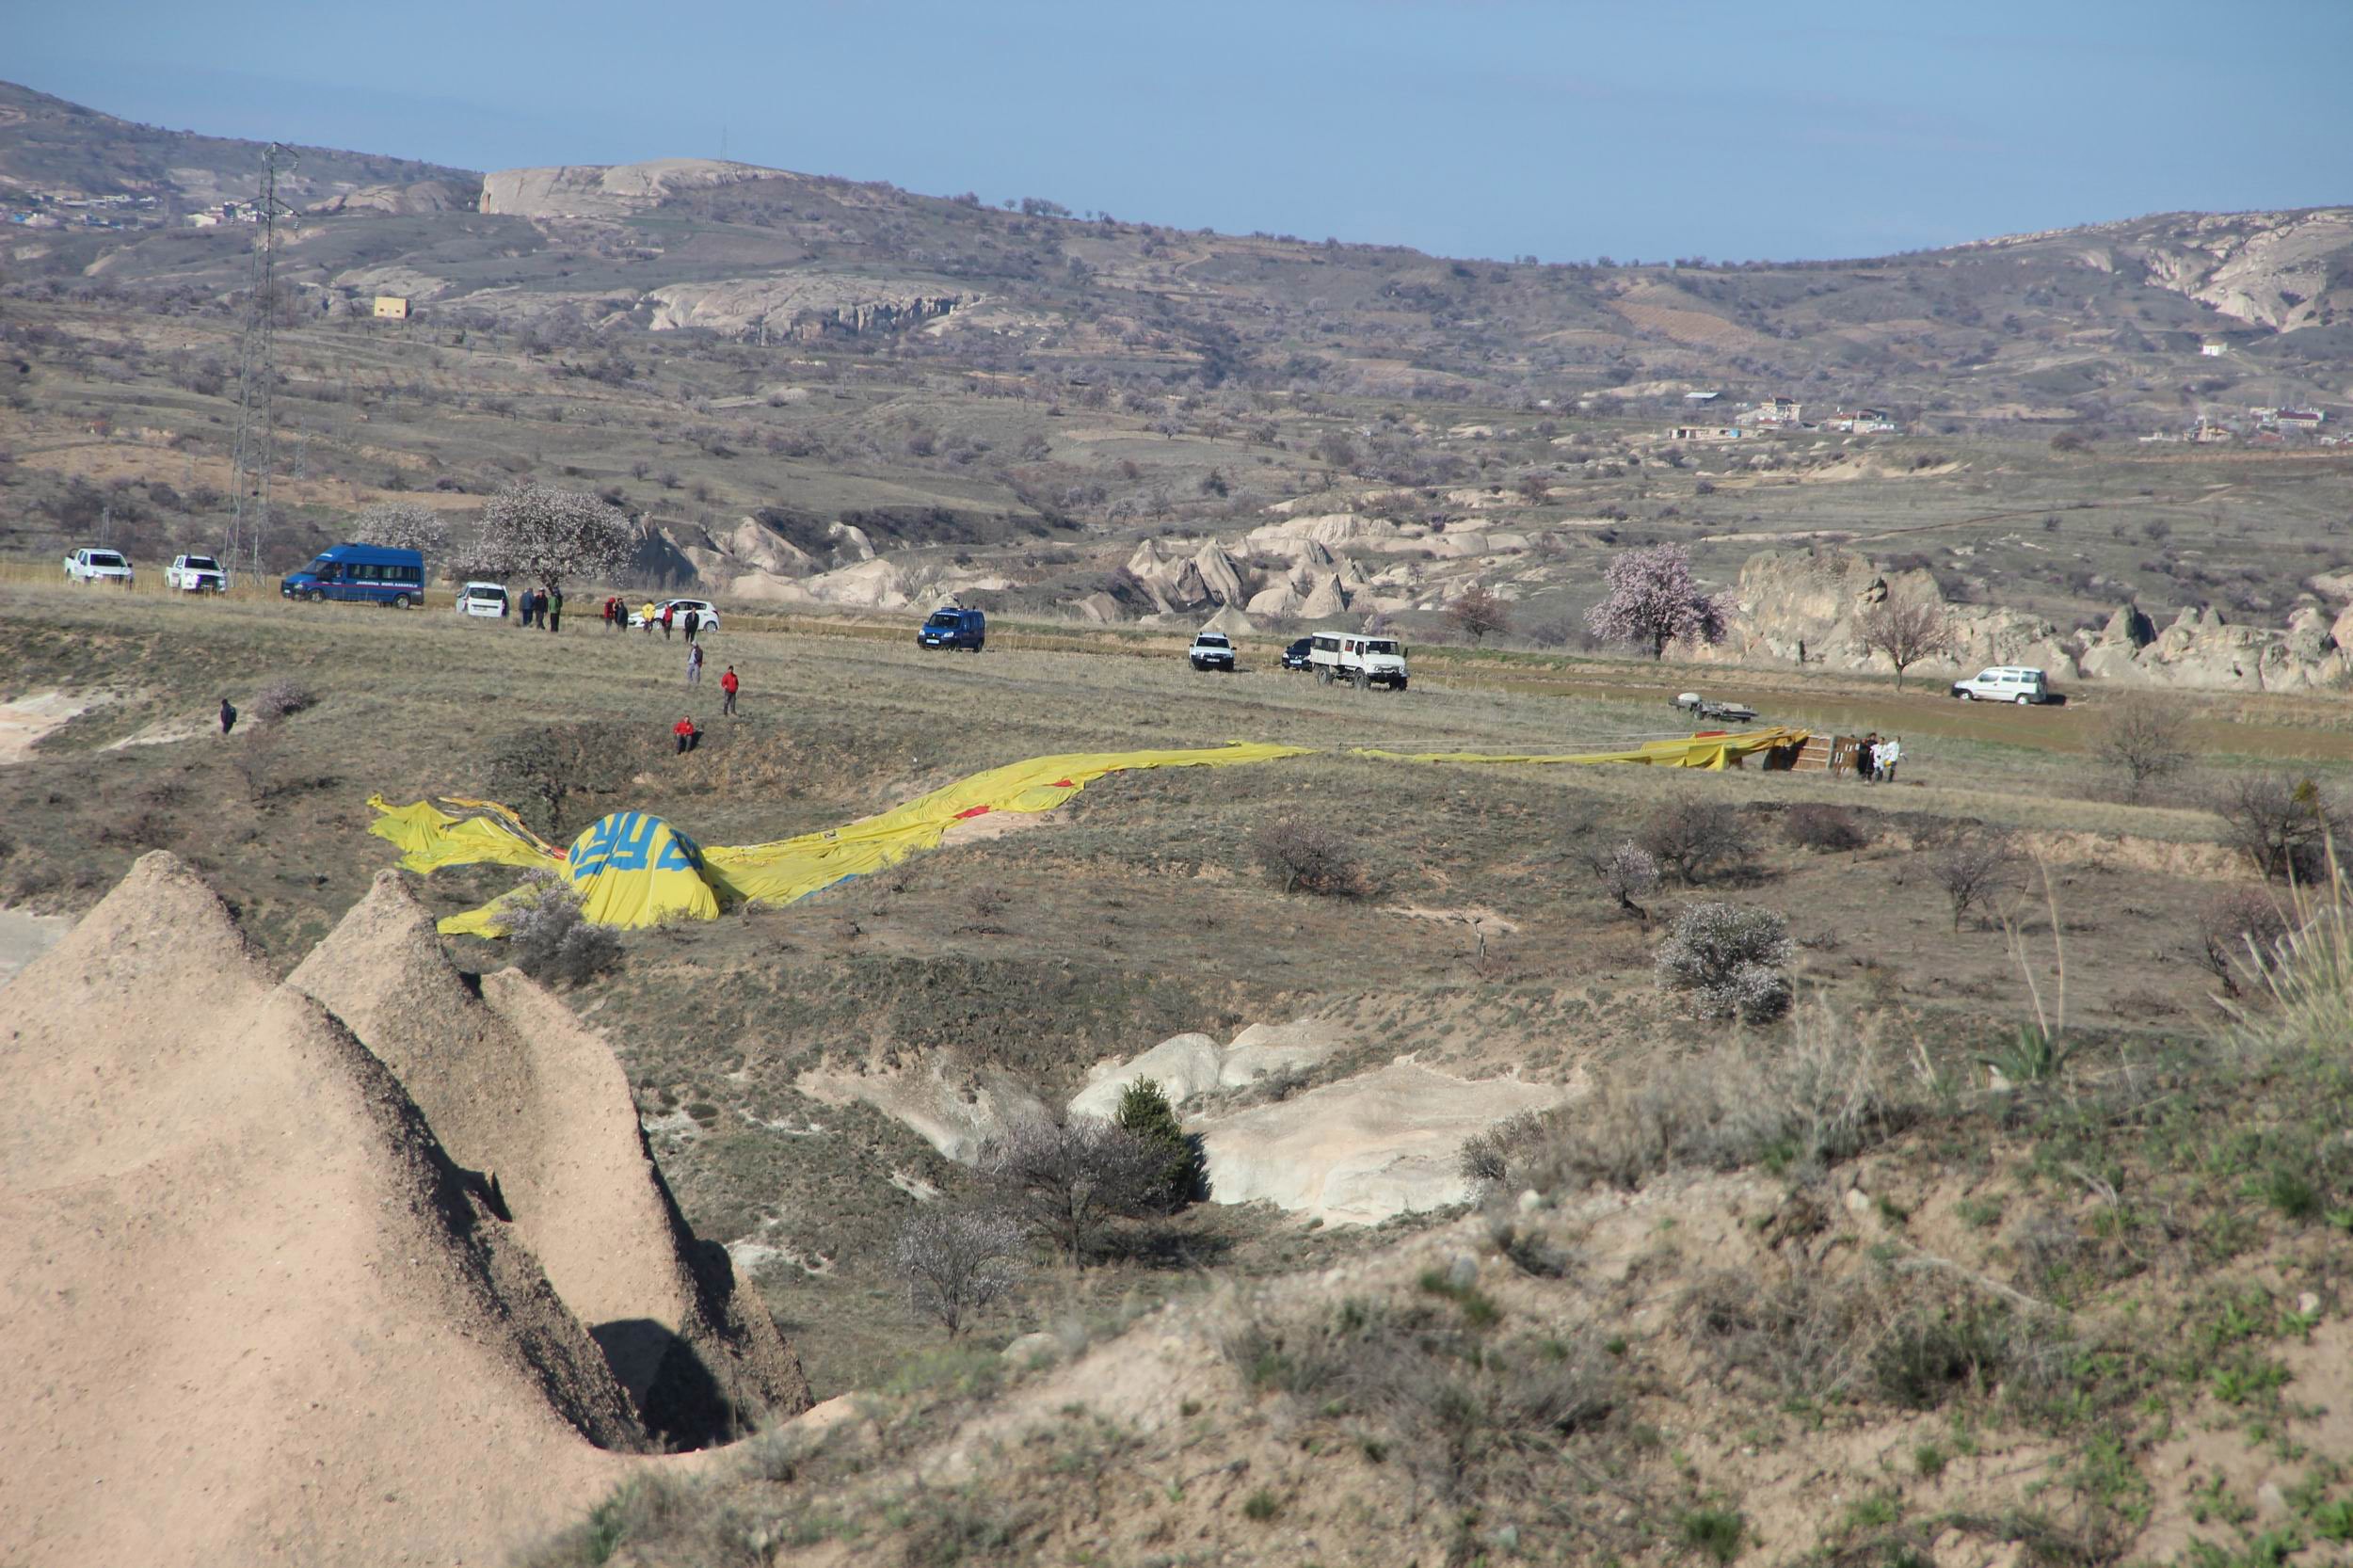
left=1673, top=691, right=1758, bottom=725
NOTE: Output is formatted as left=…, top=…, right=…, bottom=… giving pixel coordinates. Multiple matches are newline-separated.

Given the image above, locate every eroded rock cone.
left=0, top=853, right=643, bottom=1567
left=288, top=871, right=811, bottom=1446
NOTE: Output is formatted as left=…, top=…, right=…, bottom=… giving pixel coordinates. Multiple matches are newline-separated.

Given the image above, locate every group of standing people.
left=1853, top=732, right=1902, bottom=784
left=634, top=600, right=705, bottom=643
left=516, top=585, right=563, bottom=631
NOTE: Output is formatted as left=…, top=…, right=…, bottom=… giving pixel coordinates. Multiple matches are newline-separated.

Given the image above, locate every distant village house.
left=1671, top=424, right=1747, bottom=442
left=372, top=296, right=410, bottom=320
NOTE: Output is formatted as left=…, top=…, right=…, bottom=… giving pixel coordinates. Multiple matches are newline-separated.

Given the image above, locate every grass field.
left=7, top=576, right=2344, bottom=1401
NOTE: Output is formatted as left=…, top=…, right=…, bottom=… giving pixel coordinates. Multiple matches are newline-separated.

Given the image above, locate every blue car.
left=918, top=605, right=985, bottom=652
left=281, top=543, right=427, bottom=608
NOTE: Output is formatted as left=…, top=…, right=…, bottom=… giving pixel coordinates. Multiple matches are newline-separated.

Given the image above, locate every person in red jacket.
left=720, top=664, right=740, bottom=716
left=673, top=715, right=700, bottom=755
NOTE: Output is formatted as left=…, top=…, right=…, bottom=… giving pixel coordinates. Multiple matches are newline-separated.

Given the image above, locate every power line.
left=228, top=142, right=298, bottom=577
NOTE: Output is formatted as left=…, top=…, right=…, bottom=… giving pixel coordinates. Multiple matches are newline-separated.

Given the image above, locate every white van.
left=1950, top=666, right=2050, bottom=705
left=1309, top=632, right=1409, bottom=691
left=456, top=582, right=510, bottom=618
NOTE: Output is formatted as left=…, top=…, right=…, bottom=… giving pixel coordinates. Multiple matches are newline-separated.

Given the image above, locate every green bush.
left=1114, top=1079, right=1202, bottom=1209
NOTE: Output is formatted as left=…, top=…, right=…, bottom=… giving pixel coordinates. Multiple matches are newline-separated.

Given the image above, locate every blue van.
left=281, top=543, right=428, bottom=608
left=918, top=605, right=985, bottom=652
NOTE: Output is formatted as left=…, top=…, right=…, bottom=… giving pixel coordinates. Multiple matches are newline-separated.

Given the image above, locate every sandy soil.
left=0, top=691, right=88, bottom=765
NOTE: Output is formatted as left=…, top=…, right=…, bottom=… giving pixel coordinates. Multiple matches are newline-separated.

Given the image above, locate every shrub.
left=251, top=678, right=316, bottom=725
left=1656, top=902, right=1792, bottom=1020
left=1636, top=798, right=1750, bottom=886
left=1588, top=840, right=1660, bottom=918
left=1458, top=1108, right=1555, bottom=1191
left=1684, top=1264, right=1874, bottom=1405
left=1114, top=1079, right=1202, bottom=1209
left=1251, top=816, right=1367, bottom=897
left=978, top=1115, right=1161, bottom=1265
left=2213, top=771, right=2339, bottom=882
left=1783, top=804, right=1871, bottom=853
left=1545, top=998, right=1905, bottom=1189
left=501, top=878, right=623, bottom=987
left=2091, top=697, right=2188, bottom=799
left=1928, top=828, right=2022, bottom=931
left=1226, top=1301, right=1615, bottom=1512
left=2195, top=886, right=2289, bottom=999
left=893, top=1206, right=1027, bottom=1336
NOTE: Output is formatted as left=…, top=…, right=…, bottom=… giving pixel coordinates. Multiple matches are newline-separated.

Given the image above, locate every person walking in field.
left=687, top=643, right=704, bottom=687
left=682, top=607, right=700, bottom=645
left=1855, top=733, right=1877, bottom=785
left=548, top=585, right=564, bottom=633
left=219, top=696, right=237, bottom=737
left=640, top=600, right=657, bottom=635
left=660, top=603, right=674, bottom=642
left=720, top=664, right=739, bottom=716
left=673, top=715, right=700, bottom=754
left=1877, top=735, right=1901, bottom=783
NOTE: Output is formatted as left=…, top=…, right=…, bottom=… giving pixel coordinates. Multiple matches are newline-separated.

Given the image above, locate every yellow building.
left=372, top=296, right=409, bottom=320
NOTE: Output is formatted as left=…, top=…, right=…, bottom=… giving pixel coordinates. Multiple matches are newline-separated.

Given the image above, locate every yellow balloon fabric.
left=565, top=810, right=721, bottom=928
left=1353, top=727, right=1807, bottom=772
left=368, top=732, right=1805, bottom=936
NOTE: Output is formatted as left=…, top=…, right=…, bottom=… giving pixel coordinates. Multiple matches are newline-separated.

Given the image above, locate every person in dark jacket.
left=219, top=696, right=237, bottom=737
left=682, top=607, right=700, bottom=645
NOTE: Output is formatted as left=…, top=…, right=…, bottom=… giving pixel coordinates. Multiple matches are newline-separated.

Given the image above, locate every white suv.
left=1189, top=632, right=1237, bottom=672
left=65, top=547, right=134, bottom=585
left=1951, top=666, right=2049, bottom=705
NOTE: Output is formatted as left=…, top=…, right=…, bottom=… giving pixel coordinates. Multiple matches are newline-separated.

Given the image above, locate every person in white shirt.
left=1877, top=736, right=1902, bottom=782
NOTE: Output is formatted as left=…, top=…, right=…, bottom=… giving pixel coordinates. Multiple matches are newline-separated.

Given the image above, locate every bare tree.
left=1856, top=596, right=1951, bottom=690
left=1928, top=829, right=2022, bottom=931
left=893, top=1206, right=1027, bottom=1336
left=461, top=481, right=634, bottom=593
left=350, top=499, right=448, bottom=566
left=978, top=1116, right=1161, bottom=1266
left=1448, top=583, right=1512, bottom=645
left=2214, top=771, right=2340, bottom=882
left=2091, top=697, right=2188, bottom=799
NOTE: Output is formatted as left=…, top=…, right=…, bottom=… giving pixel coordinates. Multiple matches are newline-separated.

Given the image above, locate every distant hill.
left=0, top=80, right=477, bottom=214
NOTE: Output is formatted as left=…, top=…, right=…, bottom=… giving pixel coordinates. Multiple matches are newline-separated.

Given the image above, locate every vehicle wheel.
left=1353, top=672, right=1369, bottom=690
left=306, top=589, right=325, bottom=603
left=1956, top=690, right=1972, bottom=701
left=391, top=594, right=413, bottom=610
left=2015, top=693, right=2031, bottom=705
left=1317, top=667, right=1333, bottom=685
left=1396, top=680, right=1408, bottom=692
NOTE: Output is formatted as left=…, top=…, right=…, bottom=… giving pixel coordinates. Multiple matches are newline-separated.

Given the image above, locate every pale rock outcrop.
left=1066, top=1021, right=1347, bottom=1121
left=478, top=158, right=780, bottom=220
left=1700, top=547, right=2348, bottom=692
left=647, top=275, right=963, bottom=341
left=1201, top=603, right=1258, bottom=637
left=310, top=179, right=476, bottom=216
left=796, top=1056, right=1048, bottom=1164
left=1193, top=1062, right=1566, bottom=1226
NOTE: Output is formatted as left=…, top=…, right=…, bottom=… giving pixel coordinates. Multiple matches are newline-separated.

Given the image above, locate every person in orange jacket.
left=720, top=664, right=740, bottom=716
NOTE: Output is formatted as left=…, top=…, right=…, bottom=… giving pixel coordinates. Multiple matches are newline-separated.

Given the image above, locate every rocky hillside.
left=0, top=80, right=476, bottom=215
left=6, top=82, right=2348, bottom=424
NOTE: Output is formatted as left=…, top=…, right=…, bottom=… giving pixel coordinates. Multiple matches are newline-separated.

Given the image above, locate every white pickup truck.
left=1308, top=632, right=1409, bottom=691
left=64, top=547, right=134, bottom=585
left=165, top=553, right=231, bottom=593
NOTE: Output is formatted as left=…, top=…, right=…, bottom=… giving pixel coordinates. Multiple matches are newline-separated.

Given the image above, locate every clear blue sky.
left=14, top=0, right=2351, bottom=263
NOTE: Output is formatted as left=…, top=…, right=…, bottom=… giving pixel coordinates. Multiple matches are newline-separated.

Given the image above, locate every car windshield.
left=473, top=585, right=506, bottom=600
left=1196, top=634, right=1229, bottom=648
left=90, top=552, right=125, bottom=567
left=926, top=611, right=960, bottom=627
left=1365, top=639, right=1401, bottom=655
left=185, top=556, right=219, bottom=571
